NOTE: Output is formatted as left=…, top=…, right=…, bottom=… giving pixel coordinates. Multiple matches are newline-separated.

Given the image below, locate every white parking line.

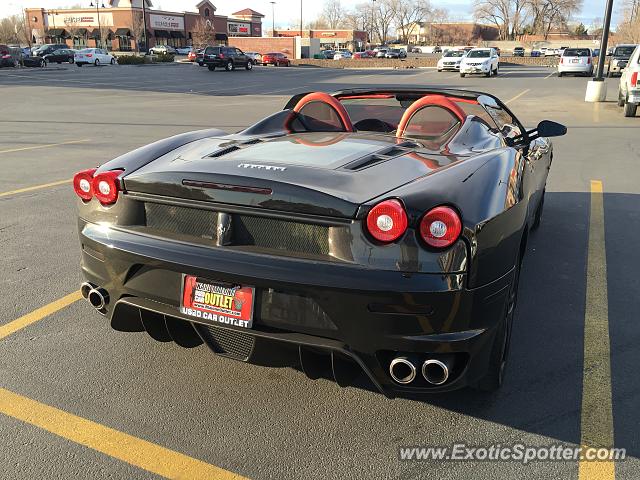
left=545, top=72, right=556, bottom=79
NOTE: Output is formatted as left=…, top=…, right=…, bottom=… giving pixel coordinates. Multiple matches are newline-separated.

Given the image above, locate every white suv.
left=618, top=45, right=640, bottom=117
left=459, top=48, right=499, bottom=77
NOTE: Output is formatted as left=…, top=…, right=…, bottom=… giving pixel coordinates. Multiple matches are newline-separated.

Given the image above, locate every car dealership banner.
left=46, top=12, right=114, bottom=28
left=149, top=14, right=185, bottom=31
left=228, top=22, right=250, bottom=35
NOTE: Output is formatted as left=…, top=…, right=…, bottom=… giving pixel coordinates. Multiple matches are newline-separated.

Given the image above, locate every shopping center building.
left=24, top=0, right=264, bottom=51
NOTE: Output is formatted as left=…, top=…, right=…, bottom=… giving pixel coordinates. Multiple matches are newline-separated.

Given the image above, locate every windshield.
left=444, top=51, right=465, bottom=57
left=467, top=50, right=490, bottom=58
left=563, top=48, right=590, bottom=57
left=614, top=46, right=636, bottom=57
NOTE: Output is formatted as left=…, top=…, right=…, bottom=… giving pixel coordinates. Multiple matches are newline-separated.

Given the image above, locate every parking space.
left=0, top=64, right=638, bottom=479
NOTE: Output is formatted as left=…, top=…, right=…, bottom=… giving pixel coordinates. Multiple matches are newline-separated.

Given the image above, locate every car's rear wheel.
left=245, top=61, right=252, bottom=70
left=225, top=60, right=234, bottom=71
left=110, top=58, right=116, bottom=65
left=76, top=63, right=82, bottom=67
left=475, top=254, right=521, bottom=391
left=68, top=57, right=74, bottom=64
left=624, top=100, right=638, bottom=117
left=618, top=90, right=626, bottom=107
left=95, top=59, right=100, bottom=66
left=558, top=71, right=563, bottom=77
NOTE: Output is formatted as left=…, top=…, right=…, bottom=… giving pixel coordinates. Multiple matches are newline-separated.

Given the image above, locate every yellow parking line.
left=0, top=139, right=90, bottom=155
left=578, top=180, right=615, bottom=480
left=0, top=291, right=82, bottom=340
left=0, top=387, right=247, bottom=480
left=504, top=89, right=530, bottom=104
left=0, top=179, right=70, bottom=198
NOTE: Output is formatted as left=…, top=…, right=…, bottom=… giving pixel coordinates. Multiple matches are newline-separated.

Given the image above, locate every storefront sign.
left=228, top=22, right=250, bottom=35
left=46, top=12, right=114, bottom=27
left=149, top=14, right=184, bottom=31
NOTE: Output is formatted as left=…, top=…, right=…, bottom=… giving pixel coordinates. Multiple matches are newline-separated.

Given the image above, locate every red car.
left=188, top=49, right=202, bottom=62
left=353, top=50, right=374, bottom=59
left=261, top=52, right=291, bottom=67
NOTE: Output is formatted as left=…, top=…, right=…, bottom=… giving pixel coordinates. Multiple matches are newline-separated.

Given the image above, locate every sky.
left=0, top=0, right=624, bottom=29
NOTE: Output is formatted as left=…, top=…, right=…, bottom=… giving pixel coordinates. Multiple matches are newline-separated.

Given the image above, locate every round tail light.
left=72, top=168, right=97, bottom=201
left=92, top=170, right=124, bottom=206
left=419, top=206, right=462, bottom=248
left=366, top=199, right=408, bottom=243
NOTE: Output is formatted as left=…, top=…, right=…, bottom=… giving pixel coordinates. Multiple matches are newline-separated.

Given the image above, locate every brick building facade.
left=24, top=0, right=263, bottom=52
left=272, top=29, right=368, bottom=50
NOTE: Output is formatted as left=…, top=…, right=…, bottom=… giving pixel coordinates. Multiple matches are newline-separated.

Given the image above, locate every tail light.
left=560, top=57, right=563, bottom=64
left=1, top=54, right=10, bottom=59
left=586, top=56, right=591, bottom=64
left=419, top=206, right=462, bottom=249
left=219, top=53, right=225, bottom=59
left=86, top=53, right=93, bottom=58
left=72, top=168, right=123, bottom=205
left=632, top=72, right=638, bottom=87
left=73, top=168, right=97, bottom=201
left=366, top=199, right=408, bottom=243
left=93, top=170, right=124, bottom=205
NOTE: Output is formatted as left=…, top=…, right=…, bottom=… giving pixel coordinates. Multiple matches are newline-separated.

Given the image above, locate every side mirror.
left=535, top=120, right=567, bottom=138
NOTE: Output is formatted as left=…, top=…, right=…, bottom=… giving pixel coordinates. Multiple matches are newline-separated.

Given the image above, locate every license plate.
left=180, top=275, right=255, bottom=328
left=571, top=59, right=579, bottom=63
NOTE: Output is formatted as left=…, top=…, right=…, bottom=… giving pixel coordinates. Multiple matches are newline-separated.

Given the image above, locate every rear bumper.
left=558, top=65, right=592, bottom=73
left=79, top=219, right=512, bottom=397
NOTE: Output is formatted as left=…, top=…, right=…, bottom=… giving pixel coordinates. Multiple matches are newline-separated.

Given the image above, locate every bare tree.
left=0, top=14, right=31, bottom=45
left=129, top=10, right=146, bottom=52
left=374, top=0, right=396, bottom=44
left=617, top=0, right=640, bottom=42
left=393, top=0, right=431, bottom=43
left=322, top=0, right=345, bottom=29
left=192, top=18, right=215, bottom=48
left=526, top=0, right=582, bottom=38
left=474, top=0, right=527, bottom=39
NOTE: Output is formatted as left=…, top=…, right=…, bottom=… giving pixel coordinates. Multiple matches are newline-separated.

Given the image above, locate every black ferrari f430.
left=74, top=88, right=566, bottom=397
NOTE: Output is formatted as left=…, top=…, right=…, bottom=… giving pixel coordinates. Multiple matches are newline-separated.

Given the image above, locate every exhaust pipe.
left=389, top=357, right=417, bottom=384
left=80, top=282, right=94, bottom=299
left=422, top=359, right=449, bottom=385
left=87, top=287, right=109, bottom=311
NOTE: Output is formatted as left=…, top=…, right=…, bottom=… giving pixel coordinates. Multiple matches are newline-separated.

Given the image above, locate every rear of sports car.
left=74, top=132, right=514, bottom=397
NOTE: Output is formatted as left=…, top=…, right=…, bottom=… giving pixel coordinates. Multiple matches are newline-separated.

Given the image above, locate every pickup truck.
left=618, top=45, right=640, bottom=117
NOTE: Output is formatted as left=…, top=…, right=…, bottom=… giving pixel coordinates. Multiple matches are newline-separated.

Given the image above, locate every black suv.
left=35, top=44, right=69, bottom=56
left=202, top=46, right=252, bottom=71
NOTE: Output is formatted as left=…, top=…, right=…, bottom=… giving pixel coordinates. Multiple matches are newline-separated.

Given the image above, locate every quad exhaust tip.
left=389, top=357, right=417, bottom=384
left=422, top=359, right=449, bottom=385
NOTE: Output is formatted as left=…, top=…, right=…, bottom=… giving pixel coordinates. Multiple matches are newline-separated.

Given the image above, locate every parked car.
left=545, top=48, right=558, bottom=56
left=203, top=45, right=253, bottom=71
left=607, top=44, right=637, bottom=77
left=244, top=52, right=262, bottom=65
left=385, top=48, right=407, bottom=59
left=34, top=44, right=68, bottom=56
left=489, top=46, right=501, bottom=56
left=375, top=48, right=389, bottom=58
left=175, top=46, right=194, bottom=55
left=320, top=50, right=335, bottom=59
left=559, top=46, right=568, bottom=56
left=149, top=45, right=177, bottom=55
left=22, top=55, right=46, bottom=68
left=261, top=52, right=291, bottom=66
left=531, top=49, right=541, bottom=57
left=195, top=49, right=205, bottom=66
left=188, top=49, right=201, bottom=62
left=557, top=47, right=593, bottom=77
left=43, top=48, right=76, bottom=64
left=433, top=45, right=442, bottom=53
left=333, top=50, right=352, bottom=60
left=74, top=48, right=117, bottom=67
left=459, top=48, right=499, bottom=77
left=618, top=45, right=640, bottom=117
left=513, top=46, right=525, bottom=57
left=72, top=88, right=566, bottom=395
left=437, top=49, right=465, bottom=71
left=593, top=48, right=601, bottom=57
left=0, top=44, right=21, bottom=67
left=408, top=46, right=421, bottom=53
left=353, top=50, right=374, bottom=59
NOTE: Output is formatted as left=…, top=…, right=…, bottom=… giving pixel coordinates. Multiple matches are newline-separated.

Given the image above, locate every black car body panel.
left=202, top=45, right=250, bottom=69
left=75, top=87, right=564, bottom=397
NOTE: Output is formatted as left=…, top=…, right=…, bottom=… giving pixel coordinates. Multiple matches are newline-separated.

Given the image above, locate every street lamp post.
left=371, top=0, right=376, bottom=46
left=90, top=2, right=106, bottom=49
left=585, top=0, right=615, bottom=102
left=270, top=1, right=275, bottom=36
left=300, top=0, right=303, bottom=37
left=141, top=0, right=148, bottom=52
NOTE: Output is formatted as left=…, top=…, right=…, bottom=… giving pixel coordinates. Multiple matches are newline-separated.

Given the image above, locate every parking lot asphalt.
left=0, top=63, right=638, bottom=480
